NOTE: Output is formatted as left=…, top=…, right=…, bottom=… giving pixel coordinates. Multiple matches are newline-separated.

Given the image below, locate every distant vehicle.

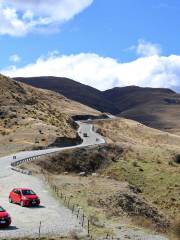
left=83, top=133, right=88, bottom=137
left=0, top=206, right=11, bottom=227
left=9, top=188, right=40, bottom=207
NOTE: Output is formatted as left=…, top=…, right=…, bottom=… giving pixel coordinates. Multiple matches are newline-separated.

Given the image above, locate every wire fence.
left=44, top=177, right=93, bottom=239
left=10, top=155, right=120, bottom=239
left=0, top=226, right=87, bottom=240
left=44, top=175, right=120, bottom=240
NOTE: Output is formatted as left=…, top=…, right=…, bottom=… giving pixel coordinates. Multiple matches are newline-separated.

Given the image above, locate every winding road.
left=0, top=121, right=105, bottom=238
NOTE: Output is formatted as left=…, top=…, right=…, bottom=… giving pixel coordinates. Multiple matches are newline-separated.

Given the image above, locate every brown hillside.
left=15, top=76, right=119, bottom=114
left=15, top=77, right=180, bottom=135
left=94, top=118, right=180, bottom=222
left=104, top=86, right=180, bottom=135
left=0, top=74, right=99, bottom=156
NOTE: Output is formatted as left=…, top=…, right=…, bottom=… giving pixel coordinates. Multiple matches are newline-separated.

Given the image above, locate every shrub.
left=175, top=154, right=180, bottom=164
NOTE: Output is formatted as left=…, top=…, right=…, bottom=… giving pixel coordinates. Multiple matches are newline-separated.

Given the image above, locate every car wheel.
left=5, top=223, right=10, bottom=228
left=9, top=197, right=13, bottom=203
left=20, top=201, right=25, bottom=207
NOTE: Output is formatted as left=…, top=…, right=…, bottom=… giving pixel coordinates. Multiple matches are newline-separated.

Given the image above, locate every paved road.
left=0, top=122, right=105, bottom=238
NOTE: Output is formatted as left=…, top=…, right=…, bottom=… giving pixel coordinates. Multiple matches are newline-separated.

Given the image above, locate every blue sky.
left=0, top=0, right=180, bottom=91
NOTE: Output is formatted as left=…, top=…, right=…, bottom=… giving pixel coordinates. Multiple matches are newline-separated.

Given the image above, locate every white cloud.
left=0, top=0, right=93, bottom=36
left=9, top=54, right=21, bottom=63
left=2, top=52, right=180, bottom=91
left=136, top=40, right=161, bottom=56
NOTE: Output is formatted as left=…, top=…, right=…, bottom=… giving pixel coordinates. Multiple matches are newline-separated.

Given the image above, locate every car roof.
left=13, top=188, right=32, bottom=191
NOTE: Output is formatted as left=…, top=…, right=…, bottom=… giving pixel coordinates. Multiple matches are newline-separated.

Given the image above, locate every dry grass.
left=32, top=144, right=123, bottom=174
left=0, top=74, right=99, bottom=156
left=6, top=237, right=85, bottom=240
left=22, top=160, right=170, bottom=238
left=94, top=118, right=180, bottom=221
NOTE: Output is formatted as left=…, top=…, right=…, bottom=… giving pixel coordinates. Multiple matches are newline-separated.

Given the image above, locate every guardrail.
left=10, top=152, right=57, bottom=175
left=9, top=122, right=84, bottom=174
left=11, top=156, right=37, bottom=175
left=10, top=121, right=105, bottom=175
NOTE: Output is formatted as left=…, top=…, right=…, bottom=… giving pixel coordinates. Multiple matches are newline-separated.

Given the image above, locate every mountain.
left=15, top=76, right=119, bottom=114
left=103, top=86, right=176, bottom=112
left=0, top=74, right=99, bottom=156
left=15, top=77, right=180, bottom=135
left=104, top=86, right=180, bottom=134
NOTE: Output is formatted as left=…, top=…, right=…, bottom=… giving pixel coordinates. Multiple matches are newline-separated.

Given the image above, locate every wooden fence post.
left=82, top=214, right=85, bottom=227
left=38, top=221, right=42, bottom=239
left=77, top=208, right=80, bottom=219
left=88, top=219, right=90, bottom=236
left=72, top=204, right=74, bottom=213
left=67, top=197, right=71, bottom=208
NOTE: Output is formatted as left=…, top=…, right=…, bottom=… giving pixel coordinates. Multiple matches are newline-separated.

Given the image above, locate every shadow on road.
left=28, top=205, right=46, bottom=209
left=0, top=225, right=18, bottom=231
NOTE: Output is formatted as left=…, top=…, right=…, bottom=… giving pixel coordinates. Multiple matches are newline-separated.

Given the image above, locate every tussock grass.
left=95, top=119, right=180, bottom=221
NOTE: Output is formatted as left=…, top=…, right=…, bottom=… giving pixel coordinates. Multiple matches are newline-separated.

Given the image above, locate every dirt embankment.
left=34, top=144, right=123, bottom=174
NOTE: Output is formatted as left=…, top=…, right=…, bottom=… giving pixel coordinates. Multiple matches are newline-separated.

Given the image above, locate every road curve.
left=0, top=121, right=105, bottom=238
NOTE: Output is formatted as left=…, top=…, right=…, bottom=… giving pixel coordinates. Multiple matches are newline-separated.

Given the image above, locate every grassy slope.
left=94, top=118, right=180, bottom=220
left=0, top=74, right=99, bottom=156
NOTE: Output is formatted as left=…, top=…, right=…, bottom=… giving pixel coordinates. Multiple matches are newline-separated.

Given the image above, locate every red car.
left=9, top=188, right=40, bottom=207
left=0, top=206, right=11, bottom=227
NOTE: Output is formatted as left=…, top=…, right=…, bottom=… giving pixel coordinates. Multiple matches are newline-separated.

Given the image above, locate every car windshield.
left=22, top=189, right=36, bottom=195
left=0, top=206, right=5, bottom=212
